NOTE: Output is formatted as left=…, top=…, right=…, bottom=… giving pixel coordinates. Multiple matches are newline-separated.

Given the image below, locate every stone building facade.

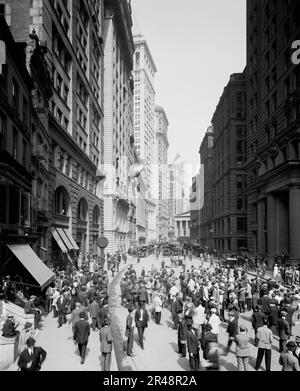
left=246, top=0, right=300, bottom=266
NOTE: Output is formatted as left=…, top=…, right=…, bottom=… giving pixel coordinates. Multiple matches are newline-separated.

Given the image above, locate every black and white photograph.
left=0, top=0, right=300, bottom=377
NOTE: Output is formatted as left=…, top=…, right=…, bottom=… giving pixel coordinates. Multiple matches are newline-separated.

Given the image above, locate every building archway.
left=54, top=186, right=70, bottom=216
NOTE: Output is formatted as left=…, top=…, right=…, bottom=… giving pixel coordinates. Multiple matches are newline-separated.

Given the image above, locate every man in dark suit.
left=56, top=291, right=70, bottom=327
left=177, top=313, right=188, bottom=357
left=252, top=306, right=265, bottom=346
left=171, top=293, right=183, bottom=330
left=17, top=337, right=46, bottom=371
left=134, top=303, right=149, bottom=349
left=125, top=306, right=134, bottom=356
left=187, top=326, right=200, bottom=371
left=225, top=311, right=239, bottom=354
left=74, top=311, right=90, bottom=364
left=137, top=283, right=148, bottom=306
left=24, top=296, right=42, bottom=329
left=277, top=311, right=290, bottom=353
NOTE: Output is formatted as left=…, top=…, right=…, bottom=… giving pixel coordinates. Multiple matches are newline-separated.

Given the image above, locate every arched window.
left=54, top=186, right=69, bottom=215
left=93, top=205, right=100, bottom=225
left=77, top=198, right=88, bottom=220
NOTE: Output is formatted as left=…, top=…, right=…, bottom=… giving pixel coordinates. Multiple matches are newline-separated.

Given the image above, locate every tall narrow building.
left=246, top=0, right=300, bottom=266
left=1, top=0, right=105, bottom=266
left=211, top=73, right=247, bottom=253
left=132, top=34, right=157, bottom=194
left=155, top=105, right=169, bottom=240
left=103, top=0, right=135, bottom=253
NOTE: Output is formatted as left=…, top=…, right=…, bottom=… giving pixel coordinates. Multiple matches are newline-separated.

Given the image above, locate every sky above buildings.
left=131, top=0, right=246, bottom=177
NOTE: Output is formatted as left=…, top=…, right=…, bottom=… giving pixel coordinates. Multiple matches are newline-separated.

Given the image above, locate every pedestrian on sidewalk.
left=178, top=313, right=188, bottom=357
left=255, top=317, right=273, bottom=371
left=100, top=318, right=113, bottom=370
left=279, top=341, right=300, bottom=371
left=153, top=292, right=163, bottom=325
left=134, top=303, right=149, bottom=350
left=252, top=306, right=265, bottom=346
left=56, top=290, right=70, bottom=328
left=74, top=311, right=90, bottom=364
left=225, top=311, right=239, bottom=354
left=235, top=325, right=251, bottom=371
left=17, top=337, right=47, bottom=371
left=277, top=311, right=290, bottom=353
left=89, top=298, right=100, bottom=331
left=125, top=306, right=134, bottom=356
left=187, top=326, right=200, bottom=371
left=18, top=321, right=35, bottom=354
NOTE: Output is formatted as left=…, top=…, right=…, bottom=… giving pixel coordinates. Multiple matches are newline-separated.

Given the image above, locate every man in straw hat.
left=18, top=321, right=35, bottom=353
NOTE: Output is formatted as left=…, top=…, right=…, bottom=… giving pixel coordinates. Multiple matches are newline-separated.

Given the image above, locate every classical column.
left=267, top=193, right=277, bottom=267
left=289, top=186, right=300, bottom=265
left=276, top=192, right=289, bottom=255
left=257, top=199, right=265, bottom=255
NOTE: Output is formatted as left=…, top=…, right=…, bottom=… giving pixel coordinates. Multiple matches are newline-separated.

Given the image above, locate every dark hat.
left=128, top=306, right=134, bottom=313
left=26, top=337, right=36, bottom=347
left=103, top=317, right=110, bottom=325
left=24, top=322, right=33, bottom=329
left=286, top=341, right=297, bottom=350
left=79, top=311, right=86, bottom=318
left=205, top=323, right=212, bottom=331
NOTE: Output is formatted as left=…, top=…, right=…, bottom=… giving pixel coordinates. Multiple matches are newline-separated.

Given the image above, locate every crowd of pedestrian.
left=119, top=252, right=300, bottom=371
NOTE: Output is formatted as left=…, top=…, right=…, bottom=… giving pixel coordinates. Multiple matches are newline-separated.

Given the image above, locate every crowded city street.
left=4, top=248, right=300, bottom=372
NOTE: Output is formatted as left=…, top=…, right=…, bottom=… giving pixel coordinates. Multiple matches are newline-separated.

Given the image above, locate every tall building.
left=155, top=105, right=169, bottom=240
left=211, top=73, right=247, bottom=253
left=0, top=15, right=54, bottom=288
left=168, top=160, right=190, bottom=239
left=132, top=34, right=157, bottom=193
left=1, top=0, right=105, bottom=266
left=199, top=126, right=214, bottom=248
left=103, top=0, right=135, bottom=253
left=246, top=0, right=300, bottom=266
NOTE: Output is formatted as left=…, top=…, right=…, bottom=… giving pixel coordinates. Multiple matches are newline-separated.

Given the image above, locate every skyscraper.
left=155, top=105, right=169, bottom=240
left=103, top=0, right=135, bottom=254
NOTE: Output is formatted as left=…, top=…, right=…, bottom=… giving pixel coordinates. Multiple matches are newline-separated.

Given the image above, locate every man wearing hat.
left=74, top=311, right=90, bottom=364
left=24, top=296, right=42, bottom=329
left=70, top=302, right=87, bottom=340
left=255, top=317, right=273, bottom=371
left=251, top=305, right=265, bottom=347
left=2, top=315, right=19, bottom=338
left=56, top=290, right=70, bottom=328
left=293, top=336, right=300, bottom=365
left=17, top=337, right=47, bottom=371
left=225, top=311, right=239, bottom=354
left=18, top=321, right=35, bottom=353
left=99, top=317, right=113, bottom=370
left=235, top=325, right=251, bottom=371
left=279, top=341, right=300, bottom=371
left=178, top=313, right=188, bottom=357
left=153, top=292, right=163, bottom=325
left=277, top=311, right=290, bottom=353
left=125, top=306, right=135, bottom=356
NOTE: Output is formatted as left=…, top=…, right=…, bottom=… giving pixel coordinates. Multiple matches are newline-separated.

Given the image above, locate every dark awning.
left=7, top=244, right=55, bottom=290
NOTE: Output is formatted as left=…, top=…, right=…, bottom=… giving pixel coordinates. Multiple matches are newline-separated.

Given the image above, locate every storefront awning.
left=7, top=244, right=55, bottom=290
left=56, top=228, right=74, bottom=251
left=51, top=228, right=68, bottom=253
left=64, top=229, right=79, bottom=250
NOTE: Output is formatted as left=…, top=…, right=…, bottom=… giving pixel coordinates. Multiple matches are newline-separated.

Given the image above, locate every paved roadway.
left=6, top=254, right=285, bottom=371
